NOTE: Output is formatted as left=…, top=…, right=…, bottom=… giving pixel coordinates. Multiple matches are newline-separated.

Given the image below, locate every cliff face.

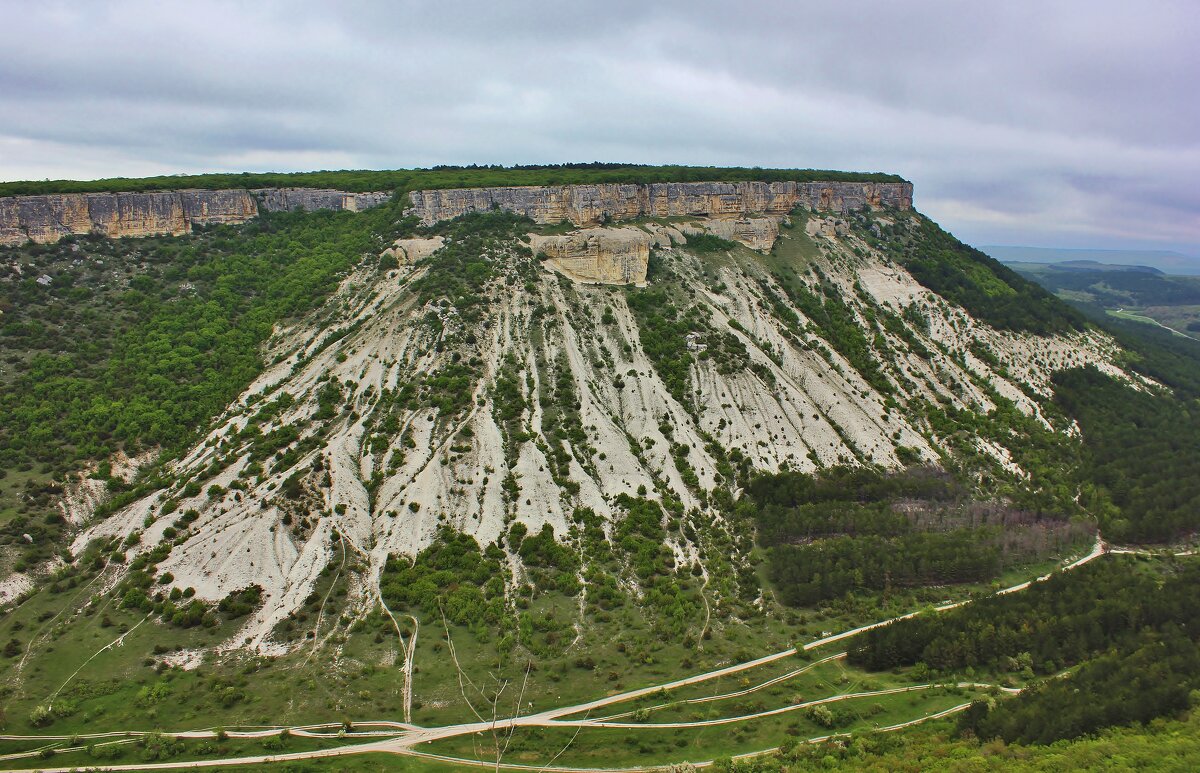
left=0, top=179, right=912, bottom=248
left=253, top=188, right=391, bottom=213
left=406, top=180, right=913, bottom=227
left=529, top=227, right=651, bottom=285
left=0, top=188, right=390, bottom=247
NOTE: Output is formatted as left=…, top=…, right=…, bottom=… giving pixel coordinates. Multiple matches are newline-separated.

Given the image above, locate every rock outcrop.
left=0, top=188, right=390, bottom=246
left=381, top=236, right=445, bottom=265
left=684, top=216, right=781, bottom=252
left=406, top=180, right=912, bottom=227
left=642, top=222, right=689, bottom=248
left=806, top=215, right=849, bottom=240
left=529, top=227, right=651, bottom=285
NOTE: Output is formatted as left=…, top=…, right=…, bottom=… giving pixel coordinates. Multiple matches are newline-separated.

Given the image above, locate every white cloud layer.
left=1, top=0, right=1196, bottom=254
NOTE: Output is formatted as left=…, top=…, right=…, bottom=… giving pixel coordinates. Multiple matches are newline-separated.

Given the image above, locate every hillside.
left=1, top=170, right=1198, bottom=770
left=984, top=245, right=1200, bottom=276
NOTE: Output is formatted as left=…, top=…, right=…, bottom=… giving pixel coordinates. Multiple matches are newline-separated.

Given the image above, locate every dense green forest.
left=1052, top=366, right=1200, bottom=542
left=0, top=163, right=905, bottom=197
left=746, top=467, right=1091, bottom=605
left=0, top=204, right=411, bottom=468
left=713, top=704, right=1200, bottom=772
left=960, top=626, right=1200, bottom=744
left=848, top=558, right=1199, bottom=672
left=846, top=557, right=1200, bottom=745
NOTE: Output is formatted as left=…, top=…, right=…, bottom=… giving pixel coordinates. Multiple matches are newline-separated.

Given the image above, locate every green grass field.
left=0, top=535, right=1086, bottom=739
left=0, top=733, right=371, bottom=770
left=417, top=686, right=984, bottom=768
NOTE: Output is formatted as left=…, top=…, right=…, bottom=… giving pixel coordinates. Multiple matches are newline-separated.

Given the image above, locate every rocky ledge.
left=529, top=227, right=651, bottom=286
left=405, top=180, right=912, bottom=227
left=0, top=179, right=913, bottom=248
left=0, top=188, right=391, bottom=246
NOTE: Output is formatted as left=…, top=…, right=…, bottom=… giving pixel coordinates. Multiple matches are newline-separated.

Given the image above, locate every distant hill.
left=1056, top=259, right=1166, bottom=274
left=983, top=245, right=1200, bottom=276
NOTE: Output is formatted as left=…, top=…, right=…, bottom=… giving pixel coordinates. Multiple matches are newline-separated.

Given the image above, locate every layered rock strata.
left=529, top=227, right=651, bottom=285
left=0, top=179, right=911, bottom=248
left=253, top=188, right=391, bottom=213
left=0, top=188, right=390, bottom=246
left=684, top=216, right=781, bottom=252
left=406, top=180, right=912, bottom=227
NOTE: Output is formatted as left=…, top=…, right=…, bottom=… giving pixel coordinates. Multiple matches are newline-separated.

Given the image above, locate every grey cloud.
left=0, top=0, right=1195, bottom=255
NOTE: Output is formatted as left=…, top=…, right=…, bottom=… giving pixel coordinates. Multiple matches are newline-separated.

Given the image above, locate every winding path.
left=0, top=537, right=1116, bottom=773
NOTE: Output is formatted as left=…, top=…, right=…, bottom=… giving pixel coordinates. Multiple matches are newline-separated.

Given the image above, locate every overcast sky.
left=1, top=1, right=1196, bottom=256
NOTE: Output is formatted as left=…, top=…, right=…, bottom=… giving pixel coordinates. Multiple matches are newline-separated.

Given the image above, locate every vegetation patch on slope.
left=747, top=466, right=1091, bottom=605
left=712, top=703, right=1200, bottom=772
left=848, top=558, right=1194, bottom=673
left=1053, top=366, right=1200, bottom=542
left=0, top=202, right=415, bottom=563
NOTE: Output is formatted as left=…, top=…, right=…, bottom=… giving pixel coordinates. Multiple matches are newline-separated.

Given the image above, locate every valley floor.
left=1, top=538, right=1164, bottom=773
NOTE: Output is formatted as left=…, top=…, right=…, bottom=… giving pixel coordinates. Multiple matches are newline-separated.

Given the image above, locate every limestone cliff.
left=0, top=179, right=911, bottom=248
left=253, top=188, right=391, bottom=213
left=406, top=180, right=912, bottom=227
left=528, top=215, right=782, bottom=287
left=0, top=188, right=390, bottom=246
left=529, top=227, right=651, bottom=285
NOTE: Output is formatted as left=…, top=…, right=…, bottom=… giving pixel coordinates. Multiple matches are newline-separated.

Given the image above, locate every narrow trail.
left=591, top=651, right=847, bottom=723
left=0, top=697, right=985, bottom=773
left=11, top=556, right=120, bottom=681
left=440, top=607, right=490, bottom=725
left=694, top=530, right=714, bottom=646
left=1109, top=546, right=1197, bottom=557
left=3, top=555, right=128, bottom=723
left=303, top=530, right=348, bottom=666
left=46, top=615, right=148, bottom=706
left=1112, top=309, right=1200, bottom=343
left=569, top=681, right=1019, bottom=730
left=383, top=602, right=418, bottom=725
left=339, top=531, right=419, bottom=725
